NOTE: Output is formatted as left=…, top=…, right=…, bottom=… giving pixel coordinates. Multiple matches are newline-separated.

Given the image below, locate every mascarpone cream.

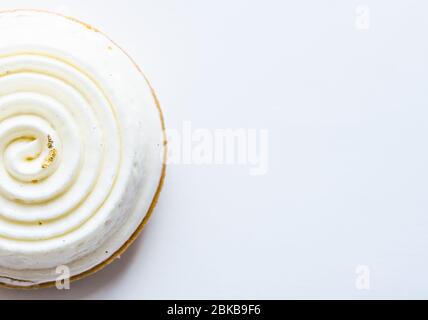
left=0, top=10, right=166, bottom=287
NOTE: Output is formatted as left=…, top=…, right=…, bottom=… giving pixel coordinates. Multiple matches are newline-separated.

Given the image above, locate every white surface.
left=0, top=0, right=428, bottom=299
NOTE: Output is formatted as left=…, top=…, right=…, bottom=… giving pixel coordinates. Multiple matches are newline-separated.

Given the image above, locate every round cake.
left=0, top=10, right=166, bottom=288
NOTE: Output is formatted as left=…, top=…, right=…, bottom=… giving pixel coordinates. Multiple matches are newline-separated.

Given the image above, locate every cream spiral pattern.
left=0, top=53, right=120, bottom=241
left=0, top=10, right=165, bottom=287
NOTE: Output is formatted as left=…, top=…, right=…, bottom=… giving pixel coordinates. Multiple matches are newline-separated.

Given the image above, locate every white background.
left=0, top=0, right=428, bottom=299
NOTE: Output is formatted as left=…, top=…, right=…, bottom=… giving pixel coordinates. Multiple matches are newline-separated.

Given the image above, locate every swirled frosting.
left=0, top=10, right=165, bottom=287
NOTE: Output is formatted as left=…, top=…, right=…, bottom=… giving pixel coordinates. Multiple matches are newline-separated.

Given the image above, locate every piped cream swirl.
left=0, top=54, right=120, bottom=239
left=0, top=10, right=165, bottom=287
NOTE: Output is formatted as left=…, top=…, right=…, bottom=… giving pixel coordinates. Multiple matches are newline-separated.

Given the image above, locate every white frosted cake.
left=0, top=10, right=166, bottom=288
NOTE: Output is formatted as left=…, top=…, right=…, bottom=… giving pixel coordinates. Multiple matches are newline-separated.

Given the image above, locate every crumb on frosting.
left=41, top=135, right=57, bottom=169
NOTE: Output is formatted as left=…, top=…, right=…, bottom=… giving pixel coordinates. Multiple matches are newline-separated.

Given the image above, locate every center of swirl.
left=1, top=115, right=62, bottom=185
